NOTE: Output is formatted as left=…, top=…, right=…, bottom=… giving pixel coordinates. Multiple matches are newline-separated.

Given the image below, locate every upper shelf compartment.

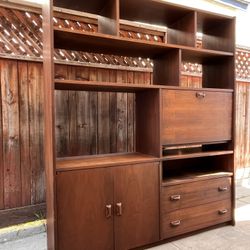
left=197, top=12, right=235, bottom=53
left=120, top=0, right=196, bottom=47
left=53, top=0, right=119, bottom=35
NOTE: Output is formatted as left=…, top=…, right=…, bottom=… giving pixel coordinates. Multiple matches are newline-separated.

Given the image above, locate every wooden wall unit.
left=42, top=0, right=235, bottom=249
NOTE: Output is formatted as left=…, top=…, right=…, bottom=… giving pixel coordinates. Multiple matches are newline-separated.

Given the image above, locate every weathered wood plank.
left=18, top=61, right=31, bottom=206
left=117, top=70, right=128, bottom=152
left=55, top=65, right=70, bottom=157
left=0, top=60, right=3, bottom=209
left=1, top=59, right=21, bottom=209
left=97, top=69, right=110, bottom=154
left=109, top=69, right=117, bottom=153
left=76, top=67, right=90, bottom=155
left=28, top=62, right=44, bottom=204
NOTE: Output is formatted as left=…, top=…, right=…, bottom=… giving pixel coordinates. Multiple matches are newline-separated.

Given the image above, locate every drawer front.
left=161, top=199, right=232, bottom=239
left=162, top=89, right=232, bottom=145
left=162, top=177, right=231, bottom=213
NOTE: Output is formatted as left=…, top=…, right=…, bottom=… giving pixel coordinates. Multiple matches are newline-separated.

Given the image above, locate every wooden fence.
left=0, top=58, right=250, bottom=210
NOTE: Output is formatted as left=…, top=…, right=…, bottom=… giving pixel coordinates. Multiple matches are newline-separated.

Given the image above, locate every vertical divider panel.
left=42, top=0, right=56, bottom=249
left=98, top=0, right=120, bottom=36
left=136, top=90, right=161, bottom=157
left=153, top=49, right=181, bottom=86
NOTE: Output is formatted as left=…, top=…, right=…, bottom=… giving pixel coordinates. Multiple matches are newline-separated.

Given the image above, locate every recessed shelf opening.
left=162, top=154, right=233, bottom=185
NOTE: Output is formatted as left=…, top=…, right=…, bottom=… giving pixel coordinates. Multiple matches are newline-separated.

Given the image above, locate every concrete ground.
left=0, top=178, right=250, bottom=250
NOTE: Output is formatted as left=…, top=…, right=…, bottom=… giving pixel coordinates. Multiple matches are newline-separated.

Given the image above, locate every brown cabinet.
left=161, top=199, right=232, bottom=239
left=56, top=162, right=159, bottom=250
left=162, top=89, right=233, bottom=145
left=162, top=177, right=231, bottom=213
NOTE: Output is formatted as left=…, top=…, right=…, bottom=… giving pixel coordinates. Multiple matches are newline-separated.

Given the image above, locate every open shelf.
left=54, top=0, right=119, bottom=35
left=120, top=0, right=196, bottom=47
left=162, top=170, right=233, bottom=186
left=56, top=152, right=159, bottom=171
left=55, top=79, right=158, bottom=91
left=54, top=28, right=234, bottom=58
left=162, top=150, right=234, bottom=161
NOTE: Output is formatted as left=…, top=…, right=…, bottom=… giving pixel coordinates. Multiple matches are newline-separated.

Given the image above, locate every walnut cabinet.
left=42, top=0, right=236, bottom=249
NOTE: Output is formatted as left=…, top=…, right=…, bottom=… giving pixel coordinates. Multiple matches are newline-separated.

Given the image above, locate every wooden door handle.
left=170, top=195, right=181, bottom=201
left=170, top=220, right=181, bottom=227
left=196, top=92, right=206, bottom=99
left=116, top=202, right=122, bottom=216
left=105, top=204, right=112, bottom=218
left=218, top=186, right=228, bottom=192
left=218, top=209, right=228, bottom=215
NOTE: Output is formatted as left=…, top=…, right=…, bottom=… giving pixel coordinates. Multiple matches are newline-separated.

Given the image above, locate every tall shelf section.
left=42, top=0, right=235, bottom=249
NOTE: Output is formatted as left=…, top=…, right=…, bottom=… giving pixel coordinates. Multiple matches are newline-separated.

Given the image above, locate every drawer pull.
left=170, top=195, right=181, bottom=201
left=105, top=204, right=112, bottom=218
left=170, top=220, right=181, bottom=227
left=218, top=186, right=228, bottom=192
left=116, top=202, right=122, bottom=216
left=218, top=209, right=228, bottom=215
left=196, top=92, right=206, bottom=99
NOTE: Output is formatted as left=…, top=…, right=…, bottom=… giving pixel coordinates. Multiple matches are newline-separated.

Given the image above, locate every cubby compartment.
left=53, top=0, right=119, bottom=35
left=55, top=88, right=161, bottom=167
left=153, top=49, right=181, bottom=86
left=119, top=0, right=196, bottom=47
left=162, top=154, right=234, bottom=186
left=182, top=51, right=234, bottom=89
left=197, top=12, right=235, bottom=53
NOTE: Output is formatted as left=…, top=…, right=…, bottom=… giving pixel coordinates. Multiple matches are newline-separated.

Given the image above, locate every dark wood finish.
left=54, top=28, right=233, bottom=58
left=162, top=177, right=231, bottom=212
left=197, top=12, right=235, bottom=52
left=114, top=162, right=160, bottom=250
left=136, top=90, right=161, bottom=157
left=56, top=153, right=158, bottom=172
left=42, top=1, right=56, bottom=249
left=162, top=89, right=233, bottom=145
left=56, top=168, right=114, bottom=250
left=161, top=199, right=232, bottom=239
left=55, top=79, right=159, bottom=92
left=203, top=57, right=235, bottom=89
left=98, top=0, right=119, bottom=36
left=153, top=49, right=181, bottom=86
left=168, top=12, right=196, bottom=47
left=162, top=171, right=233, bottom=186
left=162, top=150, right=234, bottom=160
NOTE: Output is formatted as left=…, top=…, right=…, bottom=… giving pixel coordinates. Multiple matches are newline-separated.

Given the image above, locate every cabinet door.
left=114, top=162, right=159, bottom=250
left=162, top=89, right=232, bottom=145
left=56, top=168, right=113, bottom=250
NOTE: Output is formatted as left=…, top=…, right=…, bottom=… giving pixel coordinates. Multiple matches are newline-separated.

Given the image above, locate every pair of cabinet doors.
left=56, top=162, right=159, bottom=250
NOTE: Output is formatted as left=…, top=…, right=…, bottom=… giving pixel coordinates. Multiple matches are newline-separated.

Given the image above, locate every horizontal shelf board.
left=55, top=79, right=160, bottom=92
left=56, top=152, right=159, bottom=172
left=54, top=28, right=234, bottom=59
left=162, top=171, right=233, bottom=186
left=162, top=150, right=234, bottom=161
left=55, top=79, right=234, bottom=92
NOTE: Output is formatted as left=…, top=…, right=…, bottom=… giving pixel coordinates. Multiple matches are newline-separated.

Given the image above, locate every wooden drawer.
left=161, top=89, right=232, bottom=145
left=161, top=199, right=232, bottom=239
left=162, top=177, right=231, bottom=213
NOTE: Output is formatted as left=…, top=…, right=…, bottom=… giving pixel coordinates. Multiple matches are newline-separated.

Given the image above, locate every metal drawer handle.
left=170, top=220, right=181, bottom=227
left=218, top=209, right=228, bottom=215
left=196, top=92, right=206, bottom=99
left=105, top=204, right=112, bottom=218
left=116, top=202, right=122, bottom=216
left=218, top=186, right=228, bottom=192
left=170, top=195, right=181, bottom=201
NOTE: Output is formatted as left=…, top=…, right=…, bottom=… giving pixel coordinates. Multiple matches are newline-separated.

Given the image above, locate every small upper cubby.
left=119, top=0, right=196, bottom=47
left=53, top=0, right=119, bottom=35
left=196, top=11, right=235, bottom=53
